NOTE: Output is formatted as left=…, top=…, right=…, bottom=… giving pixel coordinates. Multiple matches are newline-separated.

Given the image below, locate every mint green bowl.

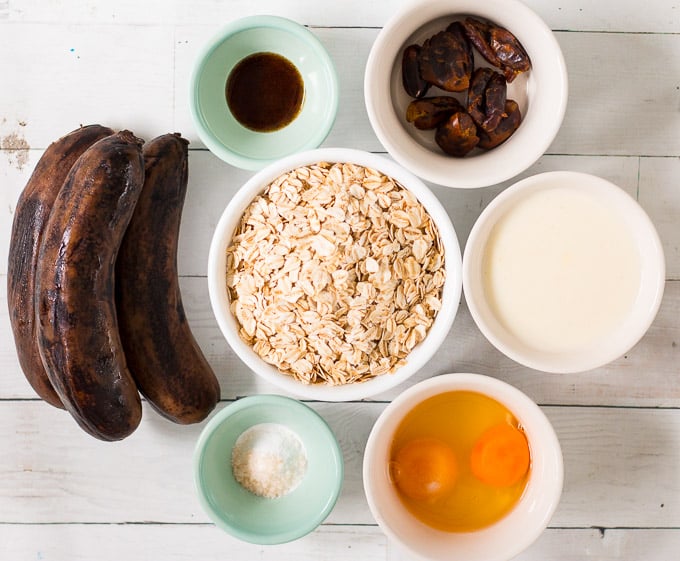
left=189, top=15, right=339, bottom=170
left=193, top=395, right=344, bottom=544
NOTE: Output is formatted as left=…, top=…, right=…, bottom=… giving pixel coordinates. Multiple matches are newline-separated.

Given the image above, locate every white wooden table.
left=1, top=1, right=679, bottom=559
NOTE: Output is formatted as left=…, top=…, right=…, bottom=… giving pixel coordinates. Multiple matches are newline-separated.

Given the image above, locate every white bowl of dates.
left=190, top=15, right=339, bottom=171
left=207, top=147, right=462, bottom=401
left=364, top=0, right=568, bottom=189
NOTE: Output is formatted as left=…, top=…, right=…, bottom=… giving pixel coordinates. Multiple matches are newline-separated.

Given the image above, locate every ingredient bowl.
left=194, top=395, right=343, bottom=544
left=207, top=147, right=462, bottom=401
left=363, top=373, right=563, bottom=561
left=190, top=15, right=339, bottom=170
left=364, top=0, right=568, bottom=188
left=463, top=171, right=665, bottom=373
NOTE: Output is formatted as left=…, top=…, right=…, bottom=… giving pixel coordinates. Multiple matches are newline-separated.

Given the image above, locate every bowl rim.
left=189, top=14, right=339, bottom=170
left=362, top=372, right=564, bottom=561
left=193, top=394, right=344, bottom=544
left=207, top=147, right=463, bottom=401
left=462, top=170, right=666, bottom=373
left=363, top=0, right=569, bottom=189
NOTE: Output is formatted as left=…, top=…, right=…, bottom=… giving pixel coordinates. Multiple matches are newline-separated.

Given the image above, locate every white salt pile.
left=231, top=423, right=308, bottom=498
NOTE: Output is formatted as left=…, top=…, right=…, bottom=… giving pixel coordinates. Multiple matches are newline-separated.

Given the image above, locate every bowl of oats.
left=207, top=148, right=462, bottom=401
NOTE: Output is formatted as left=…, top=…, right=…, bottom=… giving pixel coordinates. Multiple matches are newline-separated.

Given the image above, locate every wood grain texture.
left=390, top=529, right=680, bottom=561
left=0, top=524, right=388, bottom=561
left=3, top=526, right=680, bottom=561
left=3, top=25, right=670, bottom=156
left=0, top=23, right=174, bottom=150
left=639, top=157, right=680, bottom=280
left=3, top=0, right=679, bottom=32
left=552, top=32, right=680, bottom=157
left=174, top=28, right=680, bottom=157
left=2, top=400, right=680, bottom=529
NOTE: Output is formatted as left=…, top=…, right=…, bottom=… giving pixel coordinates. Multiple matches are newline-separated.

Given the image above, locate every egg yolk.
left=391, top=437, right=458, bottom=501
left=470, top=422, right=530, bottom=487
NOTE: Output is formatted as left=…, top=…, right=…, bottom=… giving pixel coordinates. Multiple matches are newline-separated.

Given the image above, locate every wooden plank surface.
left=2, top=0, right=679, bottom=33
left=1, top=401, right=680, bottom=528
left=3, top=526, right=680, bottom=561
left=0, top=27, right=678, bottom=156
left=1, top=1, right=679, bottom=560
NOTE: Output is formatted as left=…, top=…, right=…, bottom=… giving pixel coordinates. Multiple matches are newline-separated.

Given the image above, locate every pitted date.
left=406, top=96, right=465, bottom=130
left=460, top=19, right=497, bottom=69
left=461, top=17, right=531, bottom=82
left=402, top=44, right=430, bottom=98
left=435, top=112, right=480, bottom=157
left=467, top=67, right=507, bottom=133
left=490, top=26, right=531, bottom=80
left=478, top=100, right=522, bottom=149
left=418, top=24, right=473, bottom=92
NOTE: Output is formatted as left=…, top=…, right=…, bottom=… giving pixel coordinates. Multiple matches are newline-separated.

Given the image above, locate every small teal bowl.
left=193, top=395, right=344, bottom=544
left=189, top=15, right=339, bottom=170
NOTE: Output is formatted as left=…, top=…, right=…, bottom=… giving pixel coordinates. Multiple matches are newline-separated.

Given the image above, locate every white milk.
left=482, top=187, right=641, bottom=353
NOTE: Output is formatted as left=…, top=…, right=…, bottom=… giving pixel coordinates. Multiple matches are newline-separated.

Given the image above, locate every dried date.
left=401, top=44, right=430, bottom=98
left=461, top=17, right=531, bottom=82
left=490, top=27, right=531, bottom=81
left=477, top=99, right=522, bottom=149
left=467, top=67, right=507, bottom=133
left=435, top=112, right=480, bottom=157
left=460, top=18, right=498, bottom=67
left=406, top=96, right=465, bottom=130
left=418, top=24, right=473, bottom=92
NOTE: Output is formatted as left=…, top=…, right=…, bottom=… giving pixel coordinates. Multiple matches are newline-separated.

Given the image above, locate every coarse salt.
left=231, top=423, right=307, bottom=498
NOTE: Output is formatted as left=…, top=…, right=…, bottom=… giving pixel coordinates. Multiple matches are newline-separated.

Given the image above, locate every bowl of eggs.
left=193, top=394, right=344, bottom=544
left=190, top=15, right=339, bottom=170
left=364, top=0, right=568, bottom=188
left=207, top=147, right=462, bottom=401
left=363, top=373, right=563, bottom=561
left=463, top=171, right=665, bottom=373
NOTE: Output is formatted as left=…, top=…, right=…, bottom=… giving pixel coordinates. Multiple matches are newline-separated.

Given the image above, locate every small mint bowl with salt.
left=193, top=394, right=344, bottom=544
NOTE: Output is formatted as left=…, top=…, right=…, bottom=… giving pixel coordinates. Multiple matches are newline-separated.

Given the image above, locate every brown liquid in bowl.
left=226, top=52, right=304, bottom=133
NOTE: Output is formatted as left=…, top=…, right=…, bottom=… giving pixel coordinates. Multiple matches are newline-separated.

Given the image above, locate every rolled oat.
left=226, top=162, right=445, bottom=385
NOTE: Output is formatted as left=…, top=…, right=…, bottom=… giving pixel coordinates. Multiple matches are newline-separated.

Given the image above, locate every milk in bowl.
left=463, top=171, right=665, bottom=373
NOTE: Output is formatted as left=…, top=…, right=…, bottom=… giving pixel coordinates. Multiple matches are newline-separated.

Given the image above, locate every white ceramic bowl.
left=364, top=0, right=568, bottom=188
left=463, top=171, right=665, bottom=373
left=208, top=148, right=462, bottom=401
left=363, top=373, right=563, bottom=561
